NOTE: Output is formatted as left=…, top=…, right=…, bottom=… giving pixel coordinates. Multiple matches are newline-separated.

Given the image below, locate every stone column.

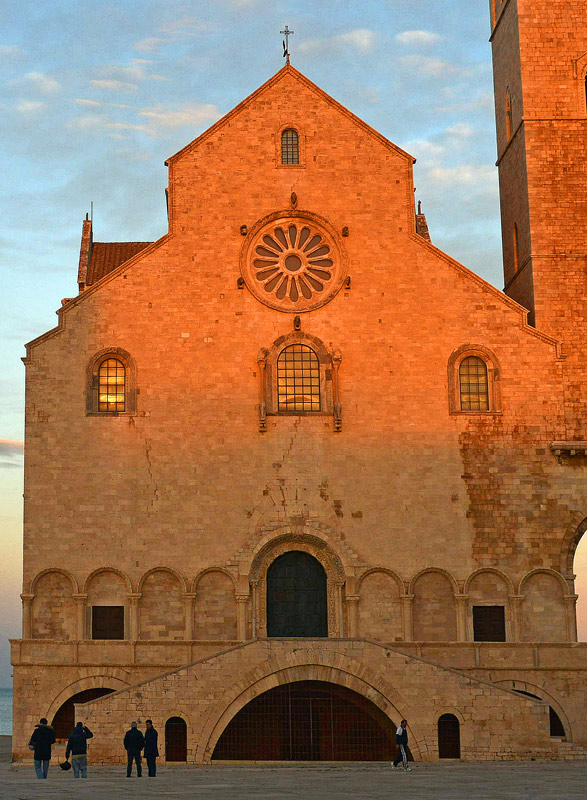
left=400, top=594, right=414, bottom=641
left=21, top=594, right=34, bottom=639
left=128, top=593, right=141, bottom=640
left=182, top=593, right=196, bottom=640
left=564, top=594, right=578, bottom=642
left=236, top=595, right=249, bottom=641
left=510, top=594, right=524, bottom=641
left=455, top=594, right=469, bottom=641
left=73, top=593, right=88, bottom=640
left=346, top=595, right=359, bottom=638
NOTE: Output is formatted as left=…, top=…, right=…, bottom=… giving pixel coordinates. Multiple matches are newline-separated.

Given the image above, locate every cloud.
left=24, top=71, right=61, bottom=94
left=0, top=44, right=25, bottom=57
left=91, top=79, right=139, bottom=92
left=425, top=164, right=497, bottom=187
left=75, top=98, right=102, bottom=107
left=16, top=100, right=47, bottom=114
left=300, top=29, right=376, bottom=56
left=133, top=38, right=164, bottom=52
left=396, top=30, right=442, bottom=47
left=134, top=15, right=209, bottom=52
left=0, top=440, right=23, bottom=469
left=398, top=54, right=471, bottom=78
left=138, top=102, right=221, bottom=129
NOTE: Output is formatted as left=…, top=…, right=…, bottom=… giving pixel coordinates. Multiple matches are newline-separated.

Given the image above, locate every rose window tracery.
left=254, top=224, right=333, bottom=303
left=241, top=215, right=346, bottom=312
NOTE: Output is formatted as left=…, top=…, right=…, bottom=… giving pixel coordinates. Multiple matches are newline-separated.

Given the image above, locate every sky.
left=0, top=0, right=585, bottom=687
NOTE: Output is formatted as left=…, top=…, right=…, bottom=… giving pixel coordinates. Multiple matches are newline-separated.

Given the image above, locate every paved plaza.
left=1, top=740, right=586, bottom=800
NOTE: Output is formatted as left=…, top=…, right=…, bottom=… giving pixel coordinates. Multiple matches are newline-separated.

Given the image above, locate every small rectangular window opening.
left=473, top=606, right=506, bottom=642
left=92, top=606, right=125, bottom=640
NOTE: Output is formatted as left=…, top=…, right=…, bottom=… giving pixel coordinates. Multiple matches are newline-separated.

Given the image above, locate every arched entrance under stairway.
left=211, top=680, right=395, bottom=761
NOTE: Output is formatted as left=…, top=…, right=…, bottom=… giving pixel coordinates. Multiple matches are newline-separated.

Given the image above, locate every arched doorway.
left=165, top=717, right=187, bottom=761
left=438, top=713, right=461, bottom=758
left=51, top=688, right=115, bottom=740
left=212, top=680, right=395, bottom=761
left=266, top=551, right=327, bottom=637
left=512, top=690, right=566, bottom=737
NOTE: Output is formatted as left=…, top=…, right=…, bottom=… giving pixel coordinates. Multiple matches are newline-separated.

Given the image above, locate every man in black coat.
left=28, top=718, right=56, bottom=779
left=144, top=719, right=159, bottom=777
left=123, top=721, right=145, bottom=777
left=65, top=721, right=93, bottom=778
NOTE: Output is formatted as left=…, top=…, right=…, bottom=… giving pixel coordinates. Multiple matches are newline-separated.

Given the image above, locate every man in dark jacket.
left=65, top=721, right=93, bottom=778
left=144, top=719, right=159, bottom=777
left=392, top=719, right=412, bottom=772
left=29, top=718, right=56, bottom=779
left=123, top=721, right=145, bottom=777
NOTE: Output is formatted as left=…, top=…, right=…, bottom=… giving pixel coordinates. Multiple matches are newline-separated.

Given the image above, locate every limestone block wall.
left=73, top=639, right=556, bottom=764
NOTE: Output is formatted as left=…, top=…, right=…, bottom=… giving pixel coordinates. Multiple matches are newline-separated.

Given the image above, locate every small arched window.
left=505, top=89, right=512, bottom=142
left=513, top=222, right=520, bottom=273
left=281, top=128, right=299, bottom=165
left=277, top=344, right=320, bottom=411
left=98, top=358, right=126, bottom=412
left=459, top=357, right=489, bottom=411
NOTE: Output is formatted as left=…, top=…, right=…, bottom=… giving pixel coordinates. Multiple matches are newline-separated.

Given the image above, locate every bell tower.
left=489, top=0, right=587, bottom=350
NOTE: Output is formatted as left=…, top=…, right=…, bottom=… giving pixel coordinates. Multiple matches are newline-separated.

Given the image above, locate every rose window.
left=241, top=216, right=345, bottom=312
left=253, top=223, right=334, bottom=303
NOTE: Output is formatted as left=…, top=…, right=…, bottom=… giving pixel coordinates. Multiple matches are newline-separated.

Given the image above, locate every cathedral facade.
left=12, top=0, right=587, bottom=762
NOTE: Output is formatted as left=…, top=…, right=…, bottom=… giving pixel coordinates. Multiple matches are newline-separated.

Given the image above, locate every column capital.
left=72, top=593, right=88, bottom=602
left=20, top=594, right=34, bottom=602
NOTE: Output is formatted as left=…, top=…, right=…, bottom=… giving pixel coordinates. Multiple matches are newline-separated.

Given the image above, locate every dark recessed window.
left=98, top=358, right=126, bottom=412
left=277, top=344, right=320, bottom=412
left=473, top=606, right=506, bottom=642
left=281, top=129, right=299, bottom=165
left=459, top=357, right=489, bottom=411
left=92, top=606, right=124, bottom=640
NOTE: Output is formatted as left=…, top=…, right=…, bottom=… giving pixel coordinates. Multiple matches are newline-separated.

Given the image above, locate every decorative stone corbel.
left=331, top=348, right=342, bottom=432
left=256, top=348, right=269, bottom=432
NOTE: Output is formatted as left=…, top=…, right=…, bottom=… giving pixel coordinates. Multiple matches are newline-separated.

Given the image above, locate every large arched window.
left=266, top=551, right=327, bottom=637
left=459, top=356, right=489, bottom=411
left=86, top=348, right=137, bottom=415
left=281, top=128, right=299, bottom=164
left=98, top=358, right=126, bottom=411
left=448, top=345, right=501, bottom=415
left=277, top=344, right=320, bottom=412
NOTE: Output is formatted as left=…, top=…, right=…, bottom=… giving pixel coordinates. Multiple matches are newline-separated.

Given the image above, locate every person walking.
left=65, top=721, right=93, bottom=778
left=144, top=719, right=159, bottom=777
left=392, top=719, right=412, bottom=772
left=28, top=718, right=56, bottom=779
left=124, top=721, right=145, bottom=777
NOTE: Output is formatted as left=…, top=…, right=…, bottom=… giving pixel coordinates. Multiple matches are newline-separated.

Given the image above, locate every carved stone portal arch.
left=249, top=532, right=346, bottom=638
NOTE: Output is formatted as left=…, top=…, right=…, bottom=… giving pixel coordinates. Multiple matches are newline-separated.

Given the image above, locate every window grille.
left=459, top=356, right=489, bottom=411
left=98, top=358, right=126, bottom=412
left=281, top=128, right=299, bottom=164
left=277, top=344, right=320, bottom=411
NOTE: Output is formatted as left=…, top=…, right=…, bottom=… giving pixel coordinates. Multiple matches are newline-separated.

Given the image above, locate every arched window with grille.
left=459, top=356, right=489, bottom=411
left=98, top=358, right=126, bottom=412
left=277, top=344, right=320, bottom=411
left=86, top=348, right=137, bottom=415
left=448, top=346, right=501, bottom=415
left=281, top=128, right=299, bottom=165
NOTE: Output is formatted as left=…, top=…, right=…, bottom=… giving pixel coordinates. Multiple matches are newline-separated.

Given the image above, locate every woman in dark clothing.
left=29, top=718, right=56, bottom=779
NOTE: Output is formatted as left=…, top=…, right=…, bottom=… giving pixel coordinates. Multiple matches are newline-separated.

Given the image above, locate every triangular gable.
left=165, top=64, right=415, bottom=166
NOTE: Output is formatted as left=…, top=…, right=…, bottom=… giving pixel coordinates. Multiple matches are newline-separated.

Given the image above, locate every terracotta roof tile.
left=86, top=242, right=152, bottom=285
